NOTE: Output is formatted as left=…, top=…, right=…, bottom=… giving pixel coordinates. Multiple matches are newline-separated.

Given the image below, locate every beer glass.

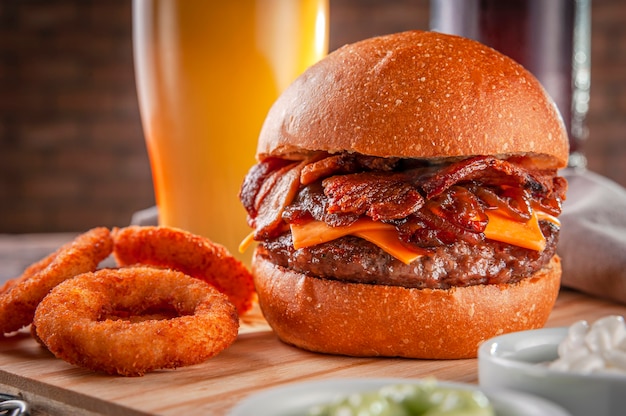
left=133, top=0, right=329, bottom=262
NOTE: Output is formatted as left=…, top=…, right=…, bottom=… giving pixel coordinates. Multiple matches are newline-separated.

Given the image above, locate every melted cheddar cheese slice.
left=241, top=209, right=558, bottom=265
left=291, top=218, right=393, bottom=249
left=484, top=210, right=546, bottom=251
left=289, top=209, right=556, bottom=264
left=290, top=218, right=427, bottom=265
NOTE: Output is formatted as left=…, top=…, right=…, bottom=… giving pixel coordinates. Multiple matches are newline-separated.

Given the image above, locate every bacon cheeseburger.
left=239, top=31, right=568, bottom=359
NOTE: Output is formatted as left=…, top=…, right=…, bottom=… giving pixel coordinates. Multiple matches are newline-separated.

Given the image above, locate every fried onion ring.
left=33, top=267, right=239, bottom=376
left=0, top=227, right=112, bottom=334
left=112, top=226, right=255, bottom=314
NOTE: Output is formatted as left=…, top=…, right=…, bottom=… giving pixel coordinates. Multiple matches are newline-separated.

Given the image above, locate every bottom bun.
left=252, top=250, right=561, bottom=359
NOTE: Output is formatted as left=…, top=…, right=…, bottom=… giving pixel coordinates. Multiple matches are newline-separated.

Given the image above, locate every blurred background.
left=0, top=0, right=624, bottom=234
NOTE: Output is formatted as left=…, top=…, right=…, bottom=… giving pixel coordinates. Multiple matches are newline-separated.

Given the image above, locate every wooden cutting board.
left=1, top=289, right=626, bottom=416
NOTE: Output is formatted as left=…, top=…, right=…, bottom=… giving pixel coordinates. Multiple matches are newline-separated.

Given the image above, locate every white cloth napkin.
left=558, top=168, right=626, bottom=304
left=130, top=205, right=159, bottom=226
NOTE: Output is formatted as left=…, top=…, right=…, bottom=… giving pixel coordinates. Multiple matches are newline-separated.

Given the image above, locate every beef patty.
left=257, top=221, right=559, bottom=290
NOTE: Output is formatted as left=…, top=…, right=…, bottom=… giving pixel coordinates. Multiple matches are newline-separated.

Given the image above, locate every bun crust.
left=257, top=30, right=569, bottom=169
left=252, top=251, right=561, bottom=359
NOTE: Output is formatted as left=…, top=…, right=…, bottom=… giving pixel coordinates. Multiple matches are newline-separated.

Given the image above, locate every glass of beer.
left=132, top=0, right=329, bottom=263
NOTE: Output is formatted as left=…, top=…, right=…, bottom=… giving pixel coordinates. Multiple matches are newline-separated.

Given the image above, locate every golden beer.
left=133, top=0, right=328, bottom=263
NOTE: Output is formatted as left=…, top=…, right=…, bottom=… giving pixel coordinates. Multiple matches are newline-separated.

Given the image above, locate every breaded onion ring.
left=0, top=227, right=112, bottom=334
left=112, top=226, right=255, bottom=314
left=33, top=267, right=239, bottom=376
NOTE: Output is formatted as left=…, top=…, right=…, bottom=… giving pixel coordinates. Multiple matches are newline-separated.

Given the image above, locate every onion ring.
left=33, top=266, right=239, bottom=376
left=0, top=227, right=112, bottom=334
left=112, top=226, right=255, bottom=314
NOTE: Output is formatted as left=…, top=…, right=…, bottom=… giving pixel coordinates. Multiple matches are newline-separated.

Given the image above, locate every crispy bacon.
left=420, top=156, right=551, bottom=198
left=322, top=172, right=424, bottom=221
left=396, top=208, right=486, bottom=247
left=240, top=153, right=566, bottom=247
left=251, top=161, right=302, bottom=239
left=283, top=183, right=359, bottom=227
left=239, top=157, right=293, bottom=219
left=300, top=154, right=358, bottom=185
left=471, top=185, right=533, bottom=221
left=533, top=176, right=568, bottom=216
left=300, top=153, right=400, bottom=185
left=427, top=186, right=488, bottom=233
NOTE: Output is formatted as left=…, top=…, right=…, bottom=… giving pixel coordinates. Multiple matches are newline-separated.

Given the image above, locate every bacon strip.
left=300, top=153, right=400, bottom=185
left=239, top=157, right=293, bottom=219
left=322, top=172, right=424, bottom=221
left=300, top=154, right=357, bottom=185
left=241, top=153, right=566, bottom=247
left=252, top=162, right=302, bottom=239
left=283, top=183, right=360, bottom=228
left=397, top=208, right=486, bottom=247
left=420, top=156, right=549, bottom=198
left=427, top=186, right=488, bottom=232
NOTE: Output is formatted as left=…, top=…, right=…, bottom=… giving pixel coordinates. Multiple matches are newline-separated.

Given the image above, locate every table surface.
left=1, top=233, right=626, bottom=415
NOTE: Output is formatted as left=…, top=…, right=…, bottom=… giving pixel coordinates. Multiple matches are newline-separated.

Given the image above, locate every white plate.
left=229, top=378, right=570, bottom=416
left=479, top=327, right=626, bottom=416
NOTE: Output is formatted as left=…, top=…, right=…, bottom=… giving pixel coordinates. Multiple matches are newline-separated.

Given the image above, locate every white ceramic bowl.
left=229, top=378, right=570, bottom=416
left=479, top=327, right=626, bottom=416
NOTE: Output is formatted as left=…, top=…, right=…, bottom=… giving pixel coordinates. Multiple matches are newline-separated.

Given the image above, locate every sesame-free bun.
left=257, top=30, right=569, bottom=169
left=252, top=251, right=561, bottom=359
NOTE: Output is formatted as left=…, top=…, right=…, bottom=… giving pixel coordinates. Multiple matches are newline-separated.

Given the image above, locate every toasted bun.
left=257, top=30, right=569, bottom=169
left=252, top=251, right=561, bottom=359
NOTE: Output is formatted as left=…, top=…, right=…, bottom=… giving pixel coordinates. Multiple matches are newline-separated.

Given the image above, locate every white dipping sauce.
left=549, top=315, right=626, bottom=375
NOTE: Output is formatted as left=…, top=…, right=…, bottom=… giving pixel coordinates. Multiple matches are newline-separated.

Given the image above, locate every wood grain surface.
left=1, top=288, right=625, bottom=415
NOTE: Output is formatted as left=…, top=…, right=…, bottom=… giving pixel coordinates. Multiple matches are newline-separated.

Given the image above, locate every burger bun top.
left=257, top=30, right=569, bottom=169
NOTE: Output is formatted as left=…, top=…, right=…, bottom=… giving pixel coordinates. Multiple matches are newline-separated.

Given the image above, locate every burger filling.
left=239, top=153, right=567, bottom=289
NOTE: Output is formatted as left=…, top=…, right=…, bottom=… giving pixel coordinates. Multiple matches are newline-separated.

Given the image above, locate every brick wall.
left=0, top=0, right=624, bottom=233
left=585, top=0, right=626, bottom=184
left=0, top=0, right=152, bottom=233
